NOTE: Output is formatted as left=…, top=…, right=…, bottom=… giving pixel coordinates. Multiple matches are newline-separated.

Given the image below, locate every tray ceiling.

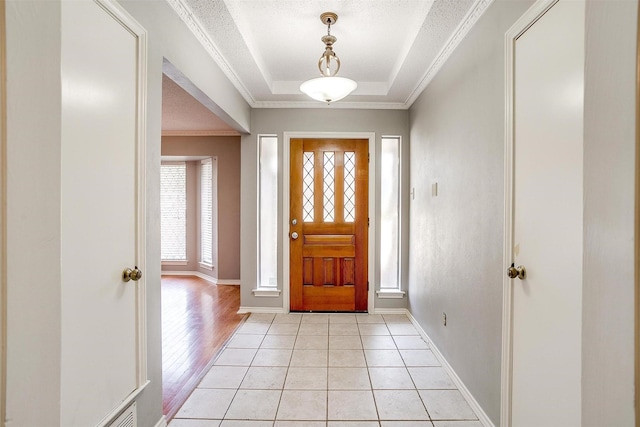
left=165, top=0, right=492, bottom=110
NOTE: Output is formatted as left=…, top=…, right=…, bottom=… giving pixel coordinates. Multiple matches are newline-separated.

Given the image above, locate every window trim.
left=162, top=260, right=188, bottom=266
left=378, top=135, right=404, bottom=297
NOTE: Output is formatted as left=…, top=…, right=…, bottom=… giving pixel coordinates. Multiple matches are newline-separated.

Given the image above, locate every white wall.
left=407, top=1, right=533, bottom=424
left=5, top=1, right=62, bottom=424
left=582, top=1, right=637, bottom=425
left=241, top=108, right=410, bottom=311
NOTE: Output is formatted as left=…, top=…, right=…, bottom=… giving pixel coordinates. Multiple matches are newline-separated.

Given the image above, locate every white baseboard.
left=217, top=279, right=241, bottom=285
left=405, top=310, right=495, bottom=427
left=161, top=270, right=217, bottom=284
left=372, top=307, right=408, bottom=315
left=237, top=306, right=285, bottom=314
left=154, top=415, right=167, bottom=427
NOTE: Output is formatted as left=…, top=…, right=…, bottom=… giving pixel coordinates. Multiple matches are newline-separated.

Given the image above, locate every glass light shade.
left=299, top=76, right=357, bottom=103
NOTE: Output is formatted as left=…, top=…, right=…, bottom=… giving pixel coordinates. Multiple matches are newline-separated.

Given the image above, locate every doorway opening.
left=160, top=66, right=243, bottom=420
left=289, top=138, right=369, bottom=312
left=282, top=132, right=377, bottom=314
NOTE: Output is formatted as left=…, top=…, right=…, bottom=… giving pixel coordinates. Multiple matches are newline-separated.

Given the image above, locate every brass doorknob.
left=123, top=266, right=142, bottom=282
left=507, top=263, right=526, bottom=280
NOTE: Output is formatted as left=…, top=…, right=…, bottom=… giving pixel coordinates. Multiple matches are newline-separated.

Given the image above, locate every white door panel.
left=511, top=1, right=584, bottom=426
left=61, top=1, right=145, bottom=425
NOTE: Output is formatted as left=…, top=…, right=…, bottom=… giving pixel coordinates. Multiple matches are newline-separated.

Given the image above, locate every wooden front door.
left=290, top=138, right=368, bottom=312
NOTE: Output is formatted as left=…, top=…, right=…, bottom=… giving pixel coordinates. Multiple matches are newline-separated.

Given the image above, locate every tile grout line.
left=271, top=314, right=297, bottom=424
left=325, top=319, right=330, bottom=426
left=362, top=319, right=382, bottom=426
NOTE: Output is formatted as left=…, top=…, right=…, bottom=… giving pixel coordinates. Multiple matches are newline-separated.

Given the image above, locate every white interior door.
left=61, top=1, right=146, bottom=426
left=509, top=1, right=584, bottom=426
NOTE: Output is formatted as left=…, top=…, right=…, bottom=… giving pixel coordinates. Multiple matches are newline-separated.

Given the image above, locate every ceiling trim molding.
left=252, top=101, right=409, bottom=110
left=166, top=0, right=257, bottom=106
left=162, top=130, right=241, bottom=137
left=404, top=0, right=495, bottom=107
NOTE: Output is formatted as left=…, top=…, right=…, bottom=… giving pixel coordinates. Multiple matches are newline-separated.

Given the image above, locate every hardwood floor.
left=161, top=275, right=246, bottom=420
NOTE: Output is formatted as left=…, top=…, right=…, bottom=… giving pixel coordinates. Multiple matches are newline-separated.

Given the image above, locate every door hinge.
left=368, top=217, right=370, bottom=227
left=367, top=281, right=369, bottom=291
left=368, top=153, right=370, bottom=163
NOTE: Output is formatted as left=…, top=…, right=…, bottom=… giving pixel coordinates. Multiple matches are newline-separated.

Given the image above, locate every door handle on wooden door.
left=291, top=232, right=299, bottom=240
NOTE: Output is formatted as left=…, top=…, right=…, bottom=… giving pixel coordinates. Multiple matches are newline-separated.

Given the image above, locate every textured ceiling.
left=165, top=0, right=490, bottom=110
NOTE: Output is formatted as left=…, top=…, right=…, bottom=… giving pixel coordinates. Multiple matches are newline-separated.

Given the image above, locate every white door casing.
left=61, top=1, right=147, bottom=426
left=0, top=0, right=6, bottom=423
left=502, top=1, right=585, bottom=426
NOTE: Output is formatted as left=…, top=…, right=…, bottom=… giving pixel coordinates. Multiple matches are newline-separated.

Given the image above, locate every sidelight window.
left=258, top=135, right=278, bottom=290
left=380, top=136, right=402, bottom=294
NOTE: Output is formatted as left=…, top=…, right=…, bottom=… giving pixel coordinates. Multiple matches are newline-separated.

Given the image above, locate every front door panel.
left=290, top=139, right=368, bottom=312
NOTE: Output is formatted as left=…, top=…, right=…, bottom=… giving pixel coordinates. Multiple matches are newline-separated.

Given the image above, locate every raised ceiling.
left=165, top=0, right=492, bottom=110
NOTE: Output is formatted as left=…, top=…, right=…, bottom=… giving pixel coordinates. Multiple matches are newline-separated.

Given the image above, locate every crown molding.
left=162, top=130, right=241, bottom=137
left=405, top=0, right=495, bottom=106
left=166, top=0, right=256, bottom=106
left=252, top=100, right=409, bottom=110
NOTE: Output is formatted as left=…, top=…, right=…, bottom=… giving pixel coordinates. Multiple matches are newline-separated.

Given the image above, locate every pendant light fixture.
left=299, top=12, right=357, bottom=104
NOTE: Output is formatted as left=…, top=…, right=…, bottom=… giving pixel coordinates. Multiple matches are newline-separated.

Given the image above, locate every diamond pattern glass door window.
left=323, top=152, right=335, bottom=222
left=303, top=152, right=315, bottom=222
left=344, top=152, right=356, bottom=222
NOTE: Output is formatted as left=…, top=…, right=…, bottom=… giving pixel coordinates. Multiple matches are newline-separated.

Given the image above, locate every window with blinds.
left=200, top=158, right=214, bottom=267
left=160, top=163, right=187, bottom=261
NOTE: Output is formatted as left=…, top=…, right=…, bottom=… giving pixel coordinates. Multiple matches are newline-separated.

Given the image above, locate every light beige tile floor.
left=170, top=313, right=481, bottom=427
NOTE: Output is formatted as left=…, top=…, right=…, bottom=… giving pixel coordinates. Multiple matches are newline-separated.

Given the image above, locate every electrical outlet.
left=442, top=312, right=447, bottom=326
